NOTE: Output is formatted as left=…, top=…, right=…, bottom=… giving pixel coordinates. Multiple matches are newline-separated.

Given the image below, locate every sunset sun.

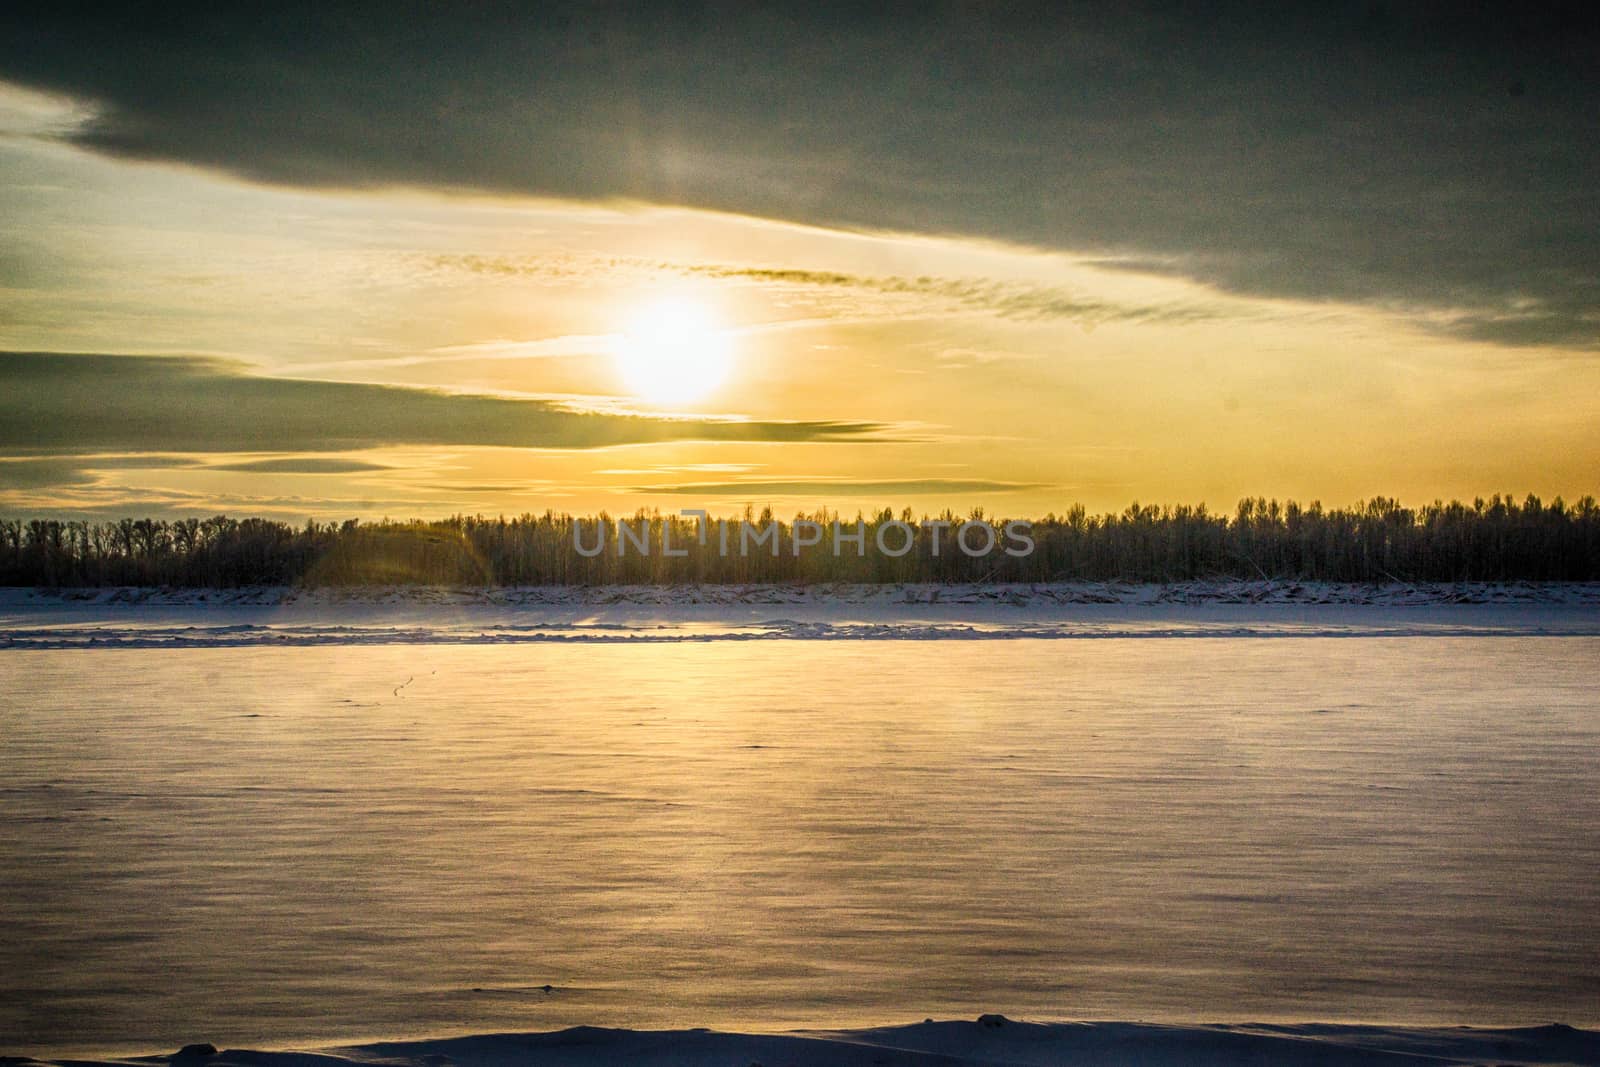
left=613, top=297, right=733, bottom=406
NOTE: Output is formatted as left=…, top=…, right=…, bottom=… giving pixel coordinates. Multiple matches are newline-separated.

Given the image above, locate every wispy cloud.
left=427, top=335, right=618, bottom=359
left=207, top=457, right=395, bottom=474
left=627, top=478, right=1049, bottom=497
left=416, top=252, right=1233, bottom=333
left=294, top=335, right=621, bottom=374
left=597, top=463, right=763, bottom=476
left=677, top=264, right=1227, bottom=328
left=0, top=479, right=439, bottom=520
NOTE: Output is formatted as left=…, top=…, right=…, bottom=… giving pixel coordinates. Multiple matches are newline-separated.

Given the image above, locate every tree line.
left=2, top=494, right=1597, bottom=587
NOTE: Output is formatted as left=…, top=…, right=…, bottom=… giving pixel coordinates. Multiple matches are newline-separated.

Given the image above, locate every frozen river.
left=2, top=612, right=1597, bottom=1056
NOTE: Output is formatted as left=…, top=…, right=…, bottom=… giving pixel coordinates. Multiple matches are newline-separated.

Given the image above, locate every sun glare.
left=613, top=297, right=733, bottom=406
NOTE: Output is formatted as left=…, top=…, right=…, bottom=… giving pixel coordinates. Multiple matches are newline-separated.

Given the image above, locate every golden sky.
left=2, top=79, right=1597, bottom=520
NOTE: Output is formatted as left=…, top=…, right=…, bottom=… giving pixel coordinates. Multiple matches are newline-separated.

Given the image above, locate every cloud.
left=0, top=5, right=1595, bottom=346
left=0, top=457, right=97, bottom=489
left=297, top=334, right=622, bottom=373
left=427, top=335, right=617, bottom=360
left=411, top=482, right=557, bottom=494
left=0, top=352, right=890, bottom=455
left=78, top=455, right=205, bottom=470
left=628, top=478, right=1049, bottom=497
left=598, top=463, right=763, bottom=475
left=0, top=453, right=204, bottom=489
left=677, top=264, right=1225, bottom=327
left=419, top=253, right=1230, bottom=331
left=0, top=80, right=90, bottom=138
left=0, top=479, right=437, bottom=520
left=206, top=457, right=395, bottom=474
left=1430, top=302, right=1600, bottom=349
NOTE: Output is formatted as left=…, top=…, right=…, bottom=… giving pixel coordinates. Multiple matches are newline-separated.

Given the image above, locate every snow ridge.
left=2, top=582, right=1597, bottom=649
left=13, top=579, right=1600, bottom=608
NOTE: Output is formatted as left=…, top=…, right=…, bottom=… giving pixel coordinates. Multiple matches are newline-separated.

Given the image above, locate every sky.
left=1, top=3, right=1597, bottom=520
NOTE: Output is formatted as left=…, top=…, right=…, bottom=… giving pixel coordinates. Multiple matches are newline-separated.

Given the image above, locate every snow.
left=3, top=582, right=1597, bottom=648
left=13, top=1018, right=1599, bottom=1066
left=5, top=584, right=1597, bottom=1063
left=12, top=579, right=1600, bottom=607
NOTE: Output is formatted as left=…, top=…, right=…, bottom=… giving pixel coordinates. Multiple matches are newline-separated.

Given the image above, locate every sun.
left=613, top=297, right=733, bottom=406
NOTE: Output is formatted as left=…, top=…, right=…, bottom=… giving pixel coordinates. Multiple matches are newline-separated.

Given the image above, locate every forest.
left=2, top=494, right=1597, bottom=587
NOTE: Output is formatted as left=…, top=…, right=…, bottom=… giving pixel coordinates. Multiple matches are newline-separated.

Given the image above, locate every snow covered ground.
left=3, top=582, right=1598, bottom=648
left=12, top=579, right=1600, bottom=607
left=5, top=584, right=1597, bottom=1063
left=13, top=1018, right=1599, bottom=1066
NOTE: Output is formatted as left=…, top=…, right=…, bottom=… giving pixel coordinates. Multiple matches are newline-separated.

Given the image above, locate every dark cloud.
left=78, top=455, right=206, bottom=470
left=0, top=352, right=888, bottom=453
left=0, top=454, right=207, bottom=491
left=0, top=458, right=97, bottom=489
left=1434, top=301, right=1600, bottom=348
left=1, top=3, right=1596, bottom=346
left=0, top=481, right=438, bottom=521
left=629, top=479, right=1049, bottom=496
